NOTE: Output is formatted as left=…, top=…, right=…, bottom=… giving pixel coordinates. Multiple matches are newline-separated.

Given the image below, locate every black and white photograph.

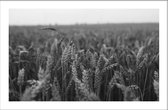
left=9, top=9, right=159, bottom=101
left=0, top=1, right=167, bottom=110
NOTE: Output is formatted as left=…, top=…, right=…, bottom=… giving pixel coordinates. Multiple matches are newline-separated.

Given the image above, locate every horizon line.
left=9, top=22, right=159, bottom=26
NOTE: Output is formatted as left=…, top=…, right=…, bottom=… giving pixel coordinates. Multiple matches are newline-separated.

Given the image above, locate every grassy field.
left=9, top=23, right=159, bottom=101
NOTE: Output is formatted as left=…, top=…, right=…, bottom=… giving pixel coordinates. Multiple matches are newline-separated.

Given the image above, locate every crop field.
left=9, top=23, right=159, bottom=101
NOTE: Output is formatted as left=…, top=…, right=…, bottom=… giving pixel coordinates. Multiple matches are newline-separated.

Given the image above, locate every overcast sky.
left=9, top=9, right=159, bottom=25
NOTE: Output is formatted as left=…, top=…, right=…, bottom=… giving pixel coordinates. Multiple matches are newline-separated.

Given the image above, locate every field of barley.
left=9, top=23, right=159, bottom=101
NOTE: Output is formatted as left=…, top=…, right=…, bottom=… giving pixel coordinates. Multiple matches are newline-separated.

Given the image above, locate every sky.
left=9, top=9, right=159, bottom=25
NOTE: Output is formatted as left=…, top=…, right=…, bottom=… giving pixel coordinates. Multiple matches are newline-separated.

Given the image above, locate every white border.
left=0, top=1, right=167, bottom=110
